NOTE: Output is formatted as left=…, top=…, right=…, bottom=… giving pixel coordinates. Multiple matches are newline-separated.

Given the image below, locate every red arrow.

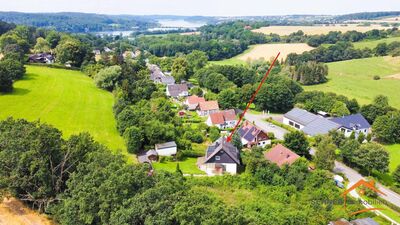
left=226, top=52, right=280, bottom=142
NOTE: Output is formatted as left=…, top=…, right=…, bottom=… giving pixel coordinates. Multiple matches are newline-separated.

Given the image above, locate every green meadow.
left=353, top=36, right=400, bottom=49
left=304, top=56, right=400, bottom=108
left=0, top=65, right=125, bottom=152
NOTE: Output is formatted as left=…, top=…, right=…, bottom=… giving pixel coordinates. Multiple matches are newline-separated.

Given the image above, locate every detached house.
left=238, top=121, right=271, bottom=148
left=28, top=53, right=54, bottom=64
left=155, top=141, right=177, bottom=156
left=197, top=137, right=241, bottom=175
left=149, top=64, right=175, bottom=85
left=264, top=144, right=300, bottom=167
left=197, top=101, right=219, bottom=116
left=206, top=109, right=237, bottom=129
left=283, top=108, right=340, bottom=136
left=166, top=84, right=189, bottom=98
left=185, top=95, right=205, bottom=111
left=330, top=113, right=371, bottom=137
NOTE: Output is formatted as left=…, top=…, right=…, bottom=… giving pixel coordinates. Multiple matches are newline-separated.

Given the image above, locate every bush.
left=373, top=75, right=380, bottom=80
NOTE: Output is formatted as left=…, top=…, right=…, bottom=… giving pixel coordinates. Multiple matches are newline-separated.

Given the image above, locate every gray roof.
left=155, top=141, right=177, bottom=149
left=161, top=76, right=175, bottom=85
left=284, top=108, right=319, bottom=126
left=330, top=113, right=371, bottom=130
left=167, top=84, right=188, bottom=97
left=351, top=218, right=379, bottom=225
left=146, top=149, right=158, bottom=156
left=204, top=137, right=240, bottom=165
left=302, top=117, right=340, bottom=136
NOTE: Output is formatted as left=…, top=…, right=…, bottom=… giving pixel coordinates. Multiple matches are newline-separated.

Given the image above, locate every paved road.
left=244, top=112, right=288, bottom=140
left=247, top=112, right=400, bottom=210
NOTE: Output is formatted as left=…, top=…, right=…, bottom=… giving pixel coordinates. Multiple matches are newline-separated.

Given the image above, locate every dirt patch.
left=253, top=24, right=389, bottom=36
left=238, top=43, right=314, bottom=61
left=0, top=198, right=53, bottom=225
left=385, top=73, right=400, bottom=80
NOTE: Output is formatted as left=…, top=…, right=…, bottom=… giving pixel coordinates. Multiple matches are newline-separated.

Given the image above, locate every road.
left=247, top=112, right=400, bottom=210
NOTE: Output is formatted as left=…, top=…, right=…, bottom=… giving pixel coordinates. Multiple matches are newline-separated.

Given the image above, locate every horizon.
left=1, top=0, right=400, bottom=17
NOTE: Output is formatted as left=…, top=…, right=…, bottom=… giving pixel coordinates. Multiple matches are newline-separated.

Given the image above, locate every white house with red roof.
left=206, top=109, right=237, bottom=129
left=197, top=101, right=219, bottom=116
left=238, top=120, right=271, bottom=148
left=264, top=144, right=300, bottom=167
left=185, top=95, right=205, bottom=111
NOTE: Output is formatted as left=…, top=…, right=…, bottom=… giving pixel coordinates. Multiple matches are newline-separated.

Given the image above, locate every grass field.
left=386, top=144, right=400, bottom=172
left=322, top=36, right=400, bottom=49
left=304, top=56, right=400, bottom=108
left=252, top=24, right=390, bottom=36
left=152, top=157, right=205, bottom=174
left=0, top=65, right=125, bottom=152
left=210, top=43, right=313, bottom=65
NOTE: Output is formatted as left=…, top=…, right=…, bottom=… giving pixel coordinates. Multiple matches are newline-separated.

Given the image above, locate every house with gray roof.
left=197, top=137, right=241, bottom=175
left=148, top=64, right=175, bottom=85
left=283, top=108, right=340, bottom=136
left=155, top=141, right=177, bottom=156
left=166, top=84, right=189, bottom=98
left=330, top=113, right=371, bottom=138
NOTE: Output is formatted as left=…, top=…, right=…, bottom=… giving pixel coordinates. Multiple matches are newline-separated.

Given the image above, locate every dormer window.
left=215, top=156, right=220, bottom=161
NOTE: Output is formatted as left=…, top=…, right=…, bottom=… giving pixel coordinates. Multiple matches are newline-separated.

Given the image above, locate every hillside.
left=0, top=65, right=125, bottom=151
left=304, top=56, right=400, bottom=108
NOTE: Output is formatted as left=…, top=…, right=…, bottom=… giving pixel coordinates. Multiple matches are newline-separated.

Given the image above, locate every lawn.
left=152, top=157, right=205, bottom=174
left=385, top=144, right=400, bottom=172
left=304, top=56, right=400, bottom=109
left=353, top=36, right=400, bottom=49
left=0, top=65, right=126, bottom=152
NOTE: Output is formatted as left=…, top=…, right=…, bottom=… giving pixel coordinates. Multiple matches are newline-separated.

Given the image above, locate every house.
left=149, top=64, right=175, bottom=85
left=166, top=84, right=189, bottom=98
left=137, top=150, right=158, bottom=163
left=238, top=120, right=271, bottom=148
left=197, top=137, right=241, bottom=175
left=122, top=51, right=137, bottom=60
left=185, top=95, right=205, bottom=111
left=264, top=144, right=300, bottom=167
left=283, top=108, right=340, bottom=136
left=92, top=50, right=101, bottom=55
left=28, top=53, right=54, bottom=64
left=197, top=101, right=219, bottom=116
left=329, top=113, right=371, bottom=137
left=206, top=109, right=237, bottom=129
left=329, top=218, right=378, bottom=225
left=155, top=141, right=177, bottom=156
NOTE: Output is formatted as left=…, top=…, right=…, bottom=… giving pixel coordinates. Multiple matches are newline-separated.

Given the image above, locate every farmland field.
left=304, top=56, right=400, bottom=109
left=0, top=65, right=125, bottom=152
left=211, top=43, right=313, bottom=65
left=252, top=24, right=391, bottom=36
left=322, top=36, right=400, bottom=49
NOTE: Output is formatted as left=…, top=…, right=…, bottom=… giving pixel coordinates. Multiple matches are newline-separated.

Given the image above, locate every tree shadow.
left=0, top=88, right=31, bottom=96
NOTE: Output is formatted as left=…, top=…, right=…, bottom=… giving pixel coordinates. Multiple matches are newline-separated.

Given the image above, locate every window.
left=215, top=156, right=220, bottom=161
left=341, top=128, right=346, bottom=132
left=289, top=121, right=294, bottom=126
left=295, top=124, right=300, bottom=129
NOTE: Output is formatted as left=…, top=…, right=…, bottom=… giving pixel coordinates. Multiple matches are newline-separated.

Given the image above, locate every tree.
left=232, top=132, right=242, bottom=151
left=340, top=139, right=360, bottom=163
left=292, top=61, right=328, bottom=85
left=171, top=57, right=189, bottom=82
left=372, top=111, right=400, bottom=144
left=189, top=86, right=203, bottom=96
left=209, top=126, right=220, bottom=142
left=186, top=50, right=208, bottom=74
left=284, top=131, right=310, bottom=158
left=55, top=38, right=89, bottom=67
left=353, top=142, right=389, bottom=175
left=94, top=65, right=122, bottom=91
left=393, top=165, right=400, bottom=184
left=123, top=126, right=144, bottom=154
left=315, top=136, right=336, bottom=170
left=218, top=88, right=239, bottom=109
left=0, top=58, right=25, bottom=80
left=374, top=42, right=388, bottom=56
left=357, top=132, right=366, bottom=143
left=0, top=63, right=14, bottom=92
left=255, top=82, right=294, bottom=112
left=33, top=37, right=51, bottom=53
left=46, top=30, right=61, bottom=49
left=330, top=101, right=350, bottom=117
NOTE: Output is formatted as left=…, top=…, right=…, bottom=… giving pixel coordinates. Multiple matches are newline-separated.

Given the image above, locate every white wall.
left=283, top=117, right=304, bottom=130
left=340, top=127, right=370, bottom=138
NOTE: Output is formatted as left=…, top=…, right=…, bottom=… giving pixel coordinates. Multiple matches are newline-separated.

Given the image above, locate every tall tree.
left=284, top=131, right=310, bottom=158
left=353, top=142, right=389, bottom=175
left=315, top=136, right=336, bottom=170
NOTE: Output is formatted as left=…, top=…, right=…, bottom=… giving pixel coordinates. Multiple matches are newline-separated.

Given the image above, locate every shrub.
left=373, top=75, right=380, bottom=80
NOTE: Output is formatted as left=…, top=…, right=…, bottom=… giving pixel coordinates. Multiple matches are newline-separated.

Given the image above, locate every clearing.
left=322, top=36, right=400, bottom=49
left=210, top=43, right=313, bottom=65
left=0, top=65, right=125, bottom=152
left=152, top=157, right=205, bottom=174
left=0, top=198, right=53, bottom=225
left=252, top=24, right=391, bottom=36
left=304, top=56, right=400, bottom=109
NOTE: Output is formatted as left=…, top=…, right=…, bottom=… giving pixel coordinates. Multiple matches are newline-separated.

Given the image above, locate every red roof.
left=187, top=95, right=205, bottom=104
left=199, top=101, right=219, bottom=111
left=209, top=109, right=236, bottom=125
left=264, top=144, right=300, bottom=167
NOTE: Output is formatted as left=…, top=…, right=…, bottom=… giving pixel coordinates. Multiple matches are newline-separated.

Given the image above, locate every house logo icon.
left=342, top=179, right=386, bottom=216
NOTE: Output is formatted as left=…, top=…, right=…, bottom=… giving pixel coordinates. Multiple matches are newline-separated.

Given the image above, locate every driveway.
left=244, top=112, right=288, bottom=140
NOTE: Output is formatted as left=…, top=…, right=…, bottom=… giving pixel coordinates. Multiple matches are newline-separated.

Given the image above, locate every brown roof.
left=199, top=101, right=219, bottom=111
left=209, top=109, right=236, bottom=125
left=238, top=120, right=268, bottom=142
left=187, top=95, right=205, bottom=105
left=264, top=144, right=300, bottom=167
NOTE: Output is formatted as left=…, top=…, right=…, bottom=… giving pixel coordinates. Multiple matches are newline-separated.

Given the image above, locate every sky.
left=1, top=0, right=400, bottom=16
